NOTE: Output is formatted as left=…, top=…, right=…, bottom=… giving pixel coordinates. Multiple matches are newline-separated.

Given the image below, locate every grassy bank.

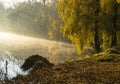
left=4, top=47, right=120, bottom=84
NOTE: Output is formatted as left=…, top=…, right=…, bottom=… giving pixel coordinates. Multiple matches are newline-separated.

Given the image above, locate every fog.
left=0, top=31, right=78, bottom=80
left=0, top=1, right=79, bottom=79
left=0, top=32, right=77, bottom=64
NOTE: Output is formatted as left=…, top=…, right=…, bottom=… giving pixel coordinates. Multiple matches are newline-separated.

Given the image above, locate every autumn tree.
left=57, top=0, right=120, bottom=53
left=94, top=0, right=101, bottom=52
left=117, top=1, right=120, bottom=45
left=100, top=0, right=119, bottom=49
left=111, top=0, right=118, bottom=47
left=57, top=0, right=102, bottom=53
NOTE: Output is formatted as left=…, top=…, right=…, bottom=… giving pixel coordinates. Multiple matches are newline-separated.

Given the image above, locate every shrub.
left=21, top=55, right=54, bottom=71
left=32, top=61, right=52, bottom=71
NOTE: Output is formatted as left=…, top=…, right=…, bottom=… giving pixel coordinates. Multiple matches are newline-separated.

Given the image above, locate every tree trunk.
left=94, top=0, right=101, bottom=52
left=111, top=23, right=117, bottom=47
left=111, top=1, right=117, bottom=47
left=94, top=20, right=101, bottom=52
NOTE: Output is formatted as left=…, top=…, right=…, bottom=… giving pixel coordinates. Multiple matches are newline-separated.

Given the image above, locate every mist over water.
left=0, top=32, right=77, bottom=79
left=0, top=32, right=77, bottom=64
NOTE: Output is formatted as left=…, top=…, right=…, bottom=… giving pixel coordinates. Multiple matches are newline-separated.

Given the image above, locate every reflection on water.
left=0, top=51, right=28, bottom=80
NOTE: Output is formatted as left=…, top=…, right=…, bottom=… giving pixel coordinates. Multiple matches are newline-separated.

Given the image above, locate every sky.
left=2, top=0, right=51, bottom=8
left=2, top=0, right=28, bottom=8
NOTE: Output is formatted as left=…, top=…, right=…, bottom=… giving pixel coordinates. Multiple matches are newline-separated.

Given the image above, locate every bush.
left=32, top=61, right=52, bottom=71
left=21, top=55, right=54, bottom=71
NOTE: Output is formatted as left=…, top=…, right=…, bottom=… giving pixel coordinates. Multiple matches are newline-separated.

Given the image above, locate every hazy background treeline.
left=0, top=0, right=66, bottom=41
left=0, top=0, right=76, bottom=64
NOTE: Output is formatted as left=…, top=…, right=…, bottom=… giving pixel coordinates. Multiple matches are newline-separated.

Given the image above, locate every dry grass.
left=6, top=47, right=120, bottom=84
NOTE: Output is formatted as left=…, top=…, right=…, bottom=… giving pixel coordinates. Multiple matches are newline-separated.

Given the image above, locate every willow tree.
left=117, top=2, right=120, bottom=45
left=100, top=0, right=118, bottom=49
left=111, top=0, right=118, bottom=47
left=94, top=0, right=101, bottom=52
left=57, top=0, right=101, bottom=53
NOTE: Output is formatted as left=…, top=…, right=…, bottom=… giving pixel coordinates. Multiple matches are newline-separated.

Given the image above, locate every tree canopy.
left=57, top=0, right=120, bottom=53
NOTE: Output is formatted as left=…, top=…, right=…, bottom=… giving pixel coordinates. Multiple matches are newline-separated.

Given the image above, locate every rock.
left=21, top=55, right=54, bottom=71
